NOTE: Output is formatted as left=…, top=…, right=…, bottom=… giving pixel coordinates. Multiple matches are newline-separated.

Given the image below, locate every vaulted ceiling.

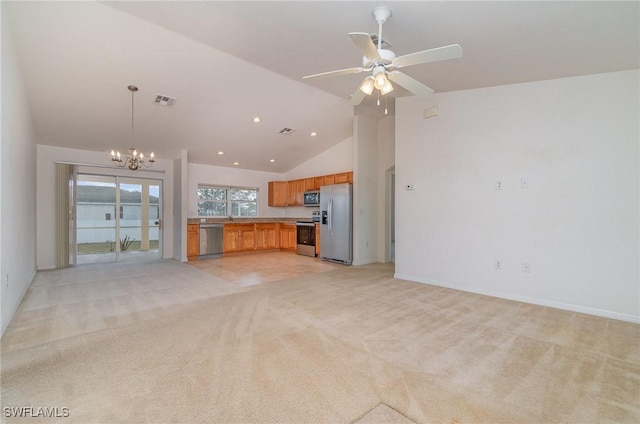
left=4, top=1, right=638, bottom=172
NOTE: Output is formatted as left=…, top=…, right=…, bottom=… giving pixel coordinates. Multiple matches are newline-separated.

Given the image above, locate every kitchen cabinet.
left=295, top=180, right=305, bottom=205
left=279, top=223, right=297, bottom=251
left=223, top=223, right=255, bottom=253
left=305, top=177, right=317, bottom=191
left=315, top=223, right=320, bottom=256
left=187, top=224, right=200, bottom=260
left=334, top=172, right=349, bottom=184
left=267, top=171, right=353, bottom=208
left=287, top=179, right=305, bottom=206
left=323, top=174, right=335, bottom=185
left=268, top=181, right=288, bottom=207
left=287, top=181, right=297, bottom=206
left=255, top=223, right=278, bottom=250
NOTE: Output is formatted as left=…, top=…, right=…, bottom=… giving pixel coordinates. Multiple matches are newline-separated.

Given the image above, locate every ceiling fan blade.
left=348, top=86, right=367, bottom=106
left=393, top=44, right=463, bottom=68
left=388, top=71, right=434, bottom=97
left=302, top=67, right=365, bottom=79
left=348, top=32, right=380, bottom=61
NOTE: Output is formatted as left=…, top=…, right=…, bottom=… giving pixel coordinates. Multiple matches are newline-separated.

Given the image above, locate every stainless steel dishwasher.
left=199, top=223, right=224, bottom=257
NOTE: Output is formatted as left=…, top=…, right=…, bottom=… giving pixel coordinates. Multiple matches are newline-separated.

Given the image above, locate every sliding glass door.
left=75, top=174, right=162, bottom=265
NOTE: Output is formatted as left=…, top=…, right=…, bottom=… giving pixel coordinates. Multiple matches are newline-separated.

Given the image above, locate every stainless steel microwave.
left=303, top=190, right=320, bottom=207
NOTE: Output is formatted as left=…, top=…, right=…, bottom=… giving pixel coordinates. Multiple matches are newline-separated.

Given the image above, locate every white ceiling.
left=5, top=1, right=639, bottom=173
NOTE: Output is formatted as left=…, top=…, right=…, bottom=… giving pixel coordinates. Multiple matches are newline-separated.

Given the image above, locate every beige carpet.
left=1, top=254, right=639, bottom=423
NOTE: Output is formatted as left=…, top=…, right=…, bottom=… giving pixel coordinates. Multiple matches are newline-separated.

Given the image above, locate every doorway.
left=75, top=174, right=162, bottom=265
left=385, top=167, right=395, bottom=263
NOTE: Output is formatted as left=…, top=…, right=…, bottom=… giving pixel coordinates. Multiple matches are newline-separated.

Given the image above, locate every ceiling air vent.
left=369, top=34, right=392, bottom=49
left=154, top=94, right=176, bottom=107
left=278, top=128, right=295, bottom=135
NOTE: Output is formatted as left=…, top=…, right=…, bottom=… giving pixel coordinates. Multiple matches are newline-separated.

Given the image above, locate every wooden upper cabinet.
left=334, top=172, right=349, bottom=184
left=271, top=171, right=352, bottom=207
left=287, top=179, right=305, bottom=206
left=268, top=181, right=288, bottom=207
left=294, top=179, right=305, bottom=206
left=324, top=174, right=335, bottom=185
left=286, top=179, right=305, bottom=206
left=305, top=177, right=317, bottom=191
left=287, top=180, right=297, bottom=206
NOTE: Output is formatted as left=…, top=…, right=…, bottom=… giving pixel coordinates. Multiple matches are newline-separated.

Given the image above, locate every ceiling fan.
left=303, top=7, right=463, bottom=106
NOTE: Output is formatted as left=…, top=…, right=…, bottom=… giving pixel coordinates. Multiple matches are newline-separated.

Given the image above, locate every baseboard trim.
left=394, top=272, right=640, bottom=324
left=1, top=266, right=38, bottom=337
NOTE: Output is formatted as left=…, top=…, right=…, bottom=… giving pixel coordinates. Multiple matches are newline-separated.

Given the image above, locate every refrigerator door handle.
left=328, top=197, right=333, bottom=236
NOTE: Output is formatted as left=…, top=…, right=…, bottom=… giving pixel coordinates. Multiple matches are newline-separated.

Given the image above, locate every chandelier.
left=111, top=85, right=154, bottom=170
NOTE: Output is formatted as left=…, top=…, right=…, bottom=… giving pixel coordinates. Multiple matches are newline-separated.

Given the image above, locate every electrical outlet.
left=522, top=262, right=531, bottom=273
left=405, top=184, right=415, bottom=191
left=495, top=180, right=503, bottom=190
left=521, top=177, right=530, bottom=189
left=494, top=260, right=502, bottom=270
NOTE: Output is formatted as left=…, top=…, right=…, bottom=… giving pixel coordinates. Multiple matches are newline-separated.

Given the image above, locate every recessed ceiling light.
left=269, top=159, right=275, bottom=163
left=310, top=132, right=318, bottom=137
left=233, top=162, right=240, bottom=166
left=217, top=151, right=224, bottom=155
left=252, top=117, right=262, bottom=124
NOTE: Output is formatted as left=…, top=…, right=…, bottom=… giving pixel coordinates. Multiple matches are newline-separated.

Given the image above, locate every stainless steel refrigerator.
left=320, top=183, right=352, bottom=265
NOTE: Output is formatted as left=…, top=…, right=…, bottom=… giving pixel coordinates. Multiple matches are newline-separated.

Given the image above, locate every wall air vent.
left=154, top=94, right=176, bottom=107
left=278, top=128, right=296, bottom=135
left=369, top=34, right=392, bottom=49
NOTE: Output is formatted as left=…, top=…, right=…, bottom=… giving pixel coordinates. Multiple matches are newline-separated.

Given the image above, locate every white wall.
left=395, top=70, right=639, bottom=322
left=353, top=115, right=379, bottom=265
left=377, top=115, right=395, bottom=262
left=173, top=150, right=188, bottom=262
left=36, top=145, right=175, bottom=270
left=1, top=10, right=38, bottom=335
left=187, top=162, right=285, bottom=218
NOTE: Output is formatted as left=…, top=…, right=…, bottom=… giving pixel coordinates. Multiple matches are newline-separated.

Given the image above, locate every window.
left=197, top=185, right=258, bottom=217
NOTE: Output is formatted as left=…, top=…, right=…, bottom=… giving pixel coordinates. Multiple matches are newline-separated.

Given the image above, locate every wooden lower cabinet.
left=187, top=224, right=199, bottom=260
left=223, top=223, right=255, bottom=253
left=255, top=223, right=278, bottom=250
left=222, top=222, right=298, bottom=254
left=279, top=223, right=297, bottom=251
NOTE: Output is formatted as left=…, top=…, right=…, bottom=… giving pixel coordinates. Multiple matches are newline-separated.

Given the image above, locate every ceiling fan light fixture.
left=374, top=72, right=388, bottom=90
left=359, top=76, right=375, bottom=95
left=380, top=79, right=394, bottom=95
